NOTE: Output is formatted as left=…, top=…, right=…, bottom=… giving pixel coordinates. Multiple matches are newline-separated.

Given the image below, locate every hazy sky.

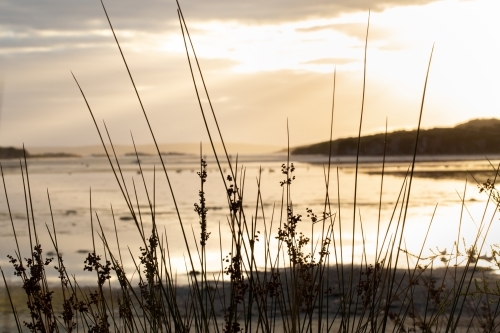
left=1, top=0, right=499, bottom=149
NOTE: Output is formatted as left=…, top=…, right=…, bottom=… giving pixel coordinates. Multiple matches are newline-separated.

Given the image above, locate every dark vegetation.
left=292, top=118, right=500, bottom=156
left=124, top=152, right=153, bottom=157
left=30, top=153, right=81, bottom=158
left=0, top=147, right=79, bottom=159
left=0, top=147, right=28, bottom=159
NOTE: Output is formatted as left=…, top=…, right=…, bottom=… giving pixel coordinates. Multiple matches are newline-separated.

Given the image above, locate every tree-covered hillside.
left=292, top=118, right=500, bottom=156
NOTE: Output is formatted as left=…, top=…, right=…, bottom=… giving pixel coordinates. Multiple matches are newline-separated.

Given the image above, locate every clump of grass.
left=2, top=1, right=500, bottom=333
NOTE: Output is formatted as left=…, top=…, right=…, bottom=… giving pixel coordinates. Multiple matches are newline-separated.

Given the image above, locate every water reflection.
left=0, top=155, right=498, bottom=285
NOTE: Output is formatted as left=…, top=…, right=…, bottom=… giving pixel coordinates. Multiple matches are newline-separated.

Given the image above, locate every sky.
left=0, top=0, right=499, bottom=149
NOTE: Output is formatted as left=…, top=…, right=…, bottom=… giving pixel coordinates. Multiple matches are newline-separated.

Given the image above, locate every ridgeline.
left=0, top=146, right=28, bottom=159
left=0, top=147, right=79, bottom=159
left=292, top=118, right=500, bottom=156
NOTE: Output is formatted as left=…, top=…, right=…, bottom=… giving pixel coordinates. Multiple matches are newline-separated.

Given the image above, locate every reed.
left=1, top=1, right=500, bottom=332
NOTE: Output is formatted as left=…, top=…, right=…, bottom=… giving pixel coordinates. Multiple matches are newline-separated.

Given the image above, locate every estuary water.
left=0, top=153, right=499, bottom=285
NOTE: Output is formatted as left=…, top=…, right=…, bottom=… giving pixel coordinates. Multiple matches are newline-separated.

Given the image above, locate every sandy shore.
left=1, top=264, right=498, bottom=331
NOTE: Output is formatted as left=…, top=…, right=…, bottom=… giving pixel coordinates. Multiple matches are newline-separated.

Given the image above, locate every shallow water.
left=0, top=154, right=498, bottom=285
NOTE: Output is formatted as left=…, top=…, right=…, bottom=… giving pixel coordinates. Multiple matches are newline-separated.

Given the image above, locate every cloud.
left=0, top=0, right=422, bottom=57
left=0, top=42, right=426, bottom=149
left=0, top=0, right=441, bottom=32
left=301, top=57, right=357, bottom=65
left=0, top=0, right=171, bottom=31
left=296, top=23, right=393, bottom=42
left=0, top=29, right=113, bottom=55
left=0, top=0, right=440, bottom=60
left=1, top=0, right=492, bottom=149
left=178, top=0, right=440, bottom=23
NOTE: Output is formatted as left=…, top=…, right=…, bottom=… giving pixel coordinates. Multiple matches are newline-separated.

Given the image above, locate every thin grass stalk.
left=131, top=179, right=145, bottom=238
left=244, top=170, right=259, bottom=333
left=318, top=175, right=338, bottom=331
left=447, top=164, right=500, bottom=331
left=175, top=0, right=235, bottom=179
left=71, top=280, right=92, bottom=330
left=393, top=44, right=435, bottom=258
left=381, top=171, right=410, bottom=330
left=347, top=13, right=371, bottom=331
left=353, top=210, right=368, bottom=333
left=323, top=66, right=336, bottom=233
left=375, top=119, right=389, bottom=265
left=96, top=11, right=203, bottom=325
left=284, top=119, right=299, bottom=333
left=390, top=265, right=412, bottom=333
left=316, top=166, right=334, bottom=333
left=335, top=166, right=348, bottom=332
left=19, top=159, right=34, bottom=261
left=175, top=13, right=260, bottom=323
left=111, top=205, right=124, bottom=266
left=97, top=237, right=142, bottom=333
left=403, top=244, right=418, bottom=333
left=126, top=247, right=154, bottom=331
left=376, top=165, right=410, bottom=259
left=90, top=194, right=110, bottom=332
left=387, top=214, right=446, bottom=332
left=22, top=146, right=39, bottom=246
left=349, top=215, right=366, bottom=333
left=160, top=232, right=188, bottom=333
left=103, top=121, right=134, bottom=210
left=171, top=54, right=257, bottom=332
left=95, top=226, right=121, bottom=333
left=193, top=147, right=219, bottom=333
left=232, top=169, right=272, bottom=333
left=73, top=39, right=188, bottom=332
left=0, top=164, right=22, bottom=262
left=130, top=133, right=154, bottom=219
left=110, top=206, right=140, bottom=333
left=422, top=263, right=435, bottom=327
left=452, top=197, right=500, bottom=331
left=257, top=169, right=275, bottom=333
left=18, top=155, right=55, bottom=332
left=175, top=8, right=234, bottom=205
left=438, top=187, right=468, bottom=324
left=408, top=206, right=439, bottom=330
left=381, top=44, right=434, bottom=333
left=70, top=72, right=147, bottom=246
left=1, top=267, right=22, bottom=332
left=263, top=202, right=277, bottom=333
left=369, top=119, right=388, bottom=332
left=46, top=190, right=76, bottom=332
left=153, top=164, right=156, bottom=227
left=279, top=247, right=292, bottom=333
left=310, top=223, right=335, bottom=333
left=405, top=203, right=438, bottom=311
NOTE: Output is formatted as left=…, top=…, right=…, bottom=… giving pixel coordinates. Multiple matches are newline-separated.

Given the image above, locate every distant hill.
left=27, top=142, right=283, bottom=156
left=0, top=146, right=27, bottom=159
left=30, top=152, right=80, bottom=158
left=292, top=118, right=500, bottom=156
left=0, top=147, right=80, bottom=159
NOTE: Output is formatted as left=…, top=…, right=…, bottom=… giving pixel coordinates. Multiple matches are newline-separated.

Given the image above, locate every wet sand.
left=1, top=264, right=499, bottom=332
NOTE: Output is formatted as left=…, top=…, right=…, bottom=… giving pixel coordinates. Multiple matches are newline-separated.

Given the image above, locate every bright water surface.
left=0, top=154, right=499, bottom=285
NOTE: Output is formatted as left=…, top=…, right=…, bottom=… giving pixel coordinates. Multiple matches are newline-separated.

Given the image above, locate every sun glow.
left=159, top=18, right=367, bottom=74
left=157, top=0, right=498, bottom=77
left=1, top=0, right=499, bottom=146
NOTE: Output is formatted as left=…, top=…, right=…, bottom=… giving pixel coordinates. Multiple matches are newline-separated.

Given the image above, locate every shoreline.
left=1, top=264, right=498, bottom=332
